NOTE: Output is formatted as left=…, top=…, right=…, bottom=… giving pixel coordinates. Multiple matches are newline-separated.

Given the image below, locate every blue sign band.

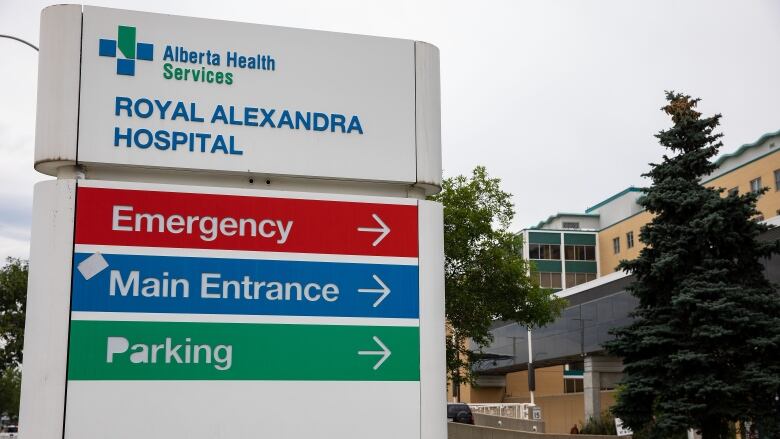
left=72, top=253, right=419, bottom=319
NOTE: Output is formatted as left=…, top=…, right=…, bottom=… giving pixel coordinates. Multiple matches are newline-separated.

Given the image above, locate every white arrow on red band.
left=358, top=274, right=391, bottom=307
left=357, top=214, right=390, bottom=246
left=358, top=336, right=392, bottom=370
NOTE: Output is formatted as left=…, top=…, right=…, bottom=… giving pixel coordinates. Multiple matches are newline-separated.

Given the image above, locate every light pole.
left=0, top=35, right=39, bottom=51
left=527, top=328, right=535, bottom=405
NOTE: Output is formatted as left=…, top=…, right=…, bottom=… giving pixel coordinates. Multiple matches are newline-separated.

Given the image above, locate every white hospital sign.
left=35, top=5, right=441, bottom=187
left=23, top=5, right=443, bottom=439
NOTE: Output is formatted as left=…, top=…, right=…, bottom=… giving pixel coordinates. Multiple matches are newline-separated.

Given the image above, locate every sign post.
left=22, top=5, right=442, bottom=439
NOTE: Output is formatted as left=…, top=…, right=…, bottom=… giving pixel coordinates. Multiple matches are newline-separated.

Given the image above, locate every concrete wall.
left=706, top=133, right=778, bottom=180
left=589, top=189, right=643, bottom=229
left=465, top=385, right=506, bottom=403
left=456, top=366, right=566, bottom=403
left=473, top=413, right=545, bottom=433
left=598, top=146, right=780, bottom=276
left=449, top=422, right=615, bottom=439
left=598, top=210, right=651, bottom=276
left=706, top=148, right=780, bottom=220
left=505, top=366, right=565, bottom=400
left=533, top=391, right=616, bottom=434
left=541, top=216, right=601, bottom=231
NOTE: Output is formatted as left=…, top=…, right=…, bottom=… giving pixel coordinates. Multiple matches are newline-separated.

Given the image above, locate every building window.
left=528, top=243, right=561, bottom=260
left=728, top=187, right=739, bottom=197
left=564, top=245, right=596, bottom=261
left=613, top=237, right=620, bottom=254
left=564, top=378, right=584, bottom=394
left=562, top=222, right=580, bottom=229
left=775, top=169, right=780, bottom=190
left=533, top=272, right=562, bottom=289
left=626, top=231, right=634, bottom=249
left=564, top=362, right=584, bottom=394
left=565, top=272, right=597, bottom=287
left=750, top=177, right=762, bottom=194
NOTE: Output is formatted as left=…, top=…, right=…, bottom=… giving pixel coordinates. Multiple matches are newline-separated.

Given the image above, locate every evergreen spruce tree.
left=606, top=92, right=780, bottom=439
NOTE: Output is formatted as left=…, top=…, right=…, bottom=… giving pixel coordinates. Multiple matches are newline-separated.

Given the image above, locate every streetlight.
left=0, top=35, right=39, bottom=52
left=527, top=328, right=535, bottom=405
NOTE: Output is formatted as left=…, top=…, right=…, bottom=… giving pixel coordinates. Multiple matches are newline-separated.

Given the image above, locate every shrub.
left=580, top=411, right=617, bottom=435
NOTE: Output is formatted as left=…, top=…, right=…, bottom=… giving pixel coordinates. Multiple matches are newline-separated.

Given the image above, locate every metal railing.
left=468, top=403, right=535, bottom=420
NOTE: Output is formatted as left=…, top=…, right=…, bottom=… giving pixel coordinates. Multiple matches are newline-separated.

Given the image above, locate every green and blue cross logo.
left=99, top=26, right=153, bottom=76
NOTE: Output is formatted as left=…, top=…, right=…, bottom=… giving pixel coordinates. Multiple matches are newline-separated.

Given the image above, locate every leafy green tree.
left=0, top=368, right=21, bottom=420
left=606, top=93, right=780, bottom=438
left=429, top=166, right=566, bottom=391
left=0, top=258, right=27, bottom=371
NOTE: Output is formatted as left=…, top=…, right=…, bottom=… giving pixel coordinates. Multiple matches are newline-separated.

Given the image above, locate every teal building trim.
left=528, top=231, right=561, bottom=245
left=564, top=233, right=596, bottom=245
left=531, top=260, right=562, bottom=272
left=565, top=261, right=597, bottom=273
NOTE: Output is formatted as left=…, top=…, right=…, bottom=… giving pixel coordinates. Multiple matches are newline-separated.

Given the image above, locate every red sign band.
left=75, top=186, right=419, bottom=258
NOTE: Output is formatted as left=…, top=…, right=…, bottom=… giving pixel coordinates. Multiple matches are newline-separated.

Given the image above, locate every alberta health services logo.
left=98, top=25, right=277, bottom=85
left=99, top=25, right=153, bottom=76
left=99, top=23, right=362, bottom=157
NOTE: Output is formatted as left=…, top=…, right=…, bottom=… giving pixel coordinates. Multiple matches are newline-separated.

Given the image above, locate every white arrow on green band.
left=357, top=336, right=391, bottom=370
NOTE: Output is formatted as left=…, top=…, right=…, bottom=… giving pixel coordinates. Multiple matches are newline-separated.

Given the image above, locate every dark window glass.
left=775, top=169, right=780, bottom=190
left=728, top=187, right=739, bottom=197
left=566, top=272, right=594, bottom=287
left=551, top=272, right=562, bottom=289
left=564, top=245, right=596, bottom=261
left=529, top=243, right=540, bottom=259
left=565, top=272, right=574, bottom=287
left=564, top=378, right=584, bottom=394
left=532, top=244, right=561, bottom=260
left=613, top=237, right=620, bottom=254
left=626, top=231, right=634, bottom=249
left=535, top=272, right=562, bottom=288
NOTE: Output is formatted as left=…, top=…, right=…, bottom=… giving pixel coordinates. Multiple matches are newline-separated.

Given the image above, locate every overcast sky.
left=1, top=0, right=779, bottom=261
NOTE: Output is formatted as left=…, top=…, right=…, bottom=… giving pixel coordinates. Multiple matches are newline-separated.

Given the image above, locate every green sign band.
left=68, top=320, right=420, bottom=381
